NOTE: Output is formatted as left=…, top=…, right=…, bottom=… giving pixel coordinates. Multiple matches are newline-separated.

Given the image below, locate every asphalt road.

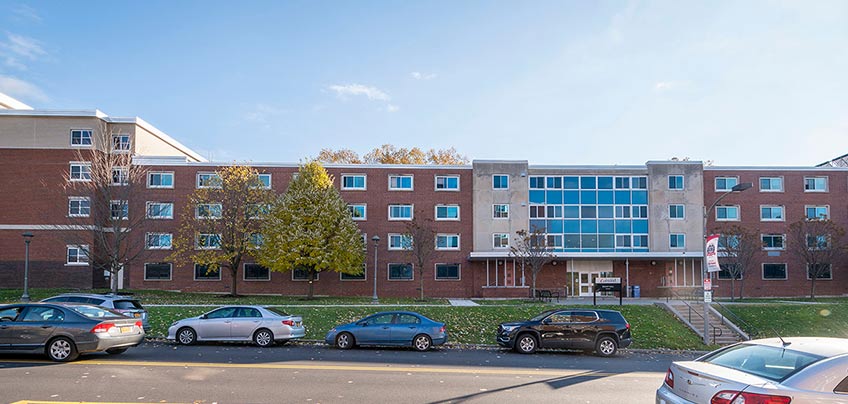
left=0, top=341, right=700, bottom=404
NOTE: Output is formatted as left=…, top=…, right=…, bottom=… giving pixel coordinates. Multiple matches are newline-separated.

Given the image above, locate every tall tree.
left=316, top=145, right=469, bottom=165
left=257, top=161, right=365, bottom=299
left=510, top=227, right=554, bottom=298
left=61, top=122, right=149, bottom=294
left=316, top=148, right=363, bottom=164
left=786, top=219, right=847, bottom=299
left=170, top=165, right=275, bottom=296
left=715, top=225, right=761, bottom=301
left=403, top=215, right=436, bottom=301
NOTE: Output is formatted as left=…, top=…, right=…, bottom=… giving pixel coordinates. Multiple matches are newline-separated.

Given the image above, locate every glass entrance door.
left=578, top=272, right=600, bottom=297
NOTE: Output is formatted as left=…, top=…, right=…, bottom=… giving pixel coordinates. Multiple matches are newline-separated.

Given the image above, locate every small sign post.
left=704, top=291, right=712, bottom=303
left=704, top=278, right=712, bottom=291
left=594, top=277, right=623, bottom=306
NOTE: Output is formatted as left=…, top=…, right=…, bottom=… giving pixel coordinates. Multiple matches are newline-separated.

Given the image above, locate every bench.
left=535, top=289, right=560, bottom=302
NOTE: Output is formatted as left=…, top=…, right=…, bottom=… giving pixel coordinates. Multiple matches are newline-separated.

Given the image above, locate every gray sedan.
left=657, top=337, right=848, bottom=404
left=0, top=303, right=145, bottom=362
left=167, top=306, right=305, bottom=347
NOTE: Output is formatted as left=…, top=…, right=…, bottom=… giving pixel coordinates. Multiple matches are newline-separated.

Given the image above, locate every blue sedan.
left=325, top=311, right=447, bottom=351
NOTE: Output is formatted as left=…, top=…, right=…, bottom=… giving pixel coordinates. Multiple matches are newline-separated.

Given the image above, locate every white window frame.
left=388, top=204, right=413, bottom=221
left=196, top=172, right=222, bottom=189
left=347, top=204, right=367, bottom=221
left=143, top=263, right=173, bottom=281
left=196, top=203, right=223, bottom=219
left=436, top=234, right=460, bottom=250
left=493, top=233, right=510, bottom=248
left=243, top=263, right=271, bottom=281
left=759, top=176, right=783, bottom=192
left=668, top=204, right=685, bottom=220
left=341, top=174, right=367, bottom=190
left=435, top=204, right=460, bottom=221
left=145, top=233, right=173, bottom=250
left=257, top=173, right=272, bottom=189
left=111, top=133, right=131, bottom=152
left=147, top=172, right=175, bottom=189
left=805, top=205, right=829, bottom=220
left=388, top=233, right=413, bottom=251
left=762, top=263, right=787, bottom=280
left=435, top=175, right=460, bottom=191
left=110, top=200, right=128, bottom=220
left=69, top=162, right=92, bottom=182
left=66, top=245, right=89, bottom=266
left=110, top=167, right=129, bottom=186
left=388, top=174, right=414, bottom=191
left=668, top=175, right=684, bottom=190
left=194, top=264, right=221, bottom=281
left=762, top=234, right=786, bottom=250
left=806, top=263, right=832, bottom=280
left=68, top=197, right=91, bottom=217
left=146, top=202, right=174, bottom=219
left=760, top=205, right=785, bottom=222
left=714, top=176, right=739, bottom=192
left=669, top=234, right=685, bottom=249
left=340, top=263, right=367, bottom=281
left=804, top=176, right=828, bottom=192
left=70, top=129, right=93, bottom=147
left=716, top=205, right=740, bottom=221
left=387, top=263, right=414, bottom=281
left=492, top=174, right=509, bottom=190
left=493, top=204, right=509, bottom=219
left=196, top=233, right=222, bottom=250
left=434, top=263, right=461, bottom=281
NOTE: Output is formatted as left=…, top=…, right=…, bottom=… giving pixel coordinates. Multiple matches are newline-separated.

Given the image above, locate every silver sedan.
left=657, top=337, right=848, bottom=404
left=167, top=306, right=305, bottom=347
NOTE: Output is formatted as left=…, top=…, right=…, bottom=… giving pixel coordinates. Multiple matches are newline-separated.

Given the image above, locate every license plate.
left=120, top=326, right=132, bottom=333
left=133, top=313, right=141, bottom=318
left=296, top=322, right=302, bottom=327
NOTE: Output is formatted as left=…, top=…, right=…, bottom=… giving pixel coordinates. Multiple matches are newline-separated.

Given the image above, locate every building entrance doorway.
left=568, top=261, right=614, bottom=297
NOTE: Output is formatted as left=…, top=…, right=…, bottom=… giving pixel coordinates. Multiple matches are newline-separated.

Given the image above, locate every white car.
left=657, top=337, right=848, bottom=404
left=167, top=305, right=305, bottom=347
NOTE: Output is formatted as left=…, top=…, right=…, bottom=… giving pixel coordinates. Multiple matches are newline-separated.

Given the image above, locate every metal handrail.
left=712, top=300, right=758, bottom=340
left=668, top=289, right=723, bottom=345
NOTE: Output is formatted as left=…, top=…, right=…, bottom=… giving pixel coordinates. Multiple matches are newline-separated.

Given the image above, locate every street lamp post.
left=21, top=232, right=34, bottom=302
left=371, top=235, right=380, bottom=304
left=702, top=182, right=752, bottom=344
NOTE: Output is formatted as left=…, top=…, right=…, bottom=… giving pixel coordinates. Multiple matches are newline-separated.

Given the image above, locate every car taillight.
left=91, top=322, right=115, bottom=333
left=135, top=321, right=143, bottom=328
left=711, top=391, right=791, bottom=404
left=625, top=322, right=630, bottom=330
left=440, top=325, right=446, bottom=333
left=664, top=368, right=674, bottom=388
left=282, top=320, right=295, bottom=326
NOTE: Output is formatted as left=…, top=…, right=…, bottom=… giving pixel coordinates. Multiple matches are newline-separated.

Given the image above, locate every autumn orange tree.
left=317, top=145, right=468, bottom=165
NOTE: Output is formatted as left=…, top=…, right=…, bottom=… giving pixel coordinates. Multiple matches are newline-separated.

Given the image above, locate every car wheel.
left=253, top=329, right=274, bottom=347
left=335, top=332, right=354, bottom=350
left=177, top=327, right=197, bottom=345
left=514, top=333, right=537, bottom=354
left=595, top=336, right=618, bottom=357
left=413, top=334, right=432, bottom=352
left=105, top=347, right=128, bottom=355
left=46, top=337, right=79, bottom=362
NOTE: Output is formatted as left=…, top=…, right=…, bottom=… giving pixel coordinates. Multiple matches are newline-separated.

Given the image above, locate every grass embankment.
left=718, top=303, right=848, bottom=340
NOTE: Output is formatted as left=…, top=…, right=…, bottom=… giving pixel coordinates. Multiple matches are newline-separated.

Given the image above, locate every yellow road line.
left=12, top=402, right=192, bottom=404
left=0, top=359, right=661, bottom=378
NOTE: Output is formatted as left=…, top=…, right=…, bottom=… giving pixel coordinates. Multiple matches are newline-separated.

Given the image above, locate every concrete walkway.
left=448, top=299, right=479, bottom=306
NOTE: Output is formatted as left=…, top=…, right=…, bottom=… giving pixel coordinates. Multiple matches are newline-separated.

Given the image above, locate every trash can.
left=633, top=285, right=641, bottom=298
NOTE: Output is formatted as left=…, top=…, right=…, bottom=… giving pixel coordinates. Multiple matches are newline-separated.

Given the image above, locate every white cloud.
left=0, top=33, right=47, bottom=70
left=0, top=75, right=49, bottom=102
left=243, top=103, right=287, bottom=123
left=327, top=83, right=391, bottom=101
left=12, top=5, right=42, bottom=23
left=410, top=71, right=437, bottom=80
left=386, top=104, right=400, bottom=113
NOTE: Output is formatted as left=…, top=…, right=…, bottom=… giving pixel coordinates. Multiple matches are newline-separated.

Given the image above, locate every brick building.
left=1, top=95, right=846, bottom=298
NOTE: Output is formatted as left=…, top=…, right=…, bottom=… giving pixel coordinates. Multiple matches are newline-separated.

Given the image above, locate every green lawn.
left=718, top=303, right=848, bottom=339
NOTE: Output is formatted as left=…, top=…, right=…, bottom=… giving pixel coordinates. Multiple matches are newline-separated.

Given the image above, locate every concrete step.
left=662, top=301, right=746, bottom=345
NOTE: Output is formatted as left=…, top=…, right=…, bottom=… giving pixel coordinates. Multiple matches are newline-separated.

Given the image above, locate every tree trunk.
left=531, top=270, right=537, bottom=299
left=810, top=277, right=816, bottom=300
left=307, top=269, right=315, bottom=300
left=110, top=262, right=120, bottom=295
left=730, top=278, right=735, bottom=301
left=739, top=277, right=744, bottom=300
left=419, top=267, right=425, bottom=300
left=229, top=258, right=241, bottom=297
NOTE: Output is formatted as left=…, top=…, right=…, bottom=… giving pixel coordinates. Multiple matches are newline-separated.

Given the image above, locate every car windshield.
left=701, top=343, right=824, bottom=382
left=265, top=307, right=289, bottom=317
left=70, top=305, right=123, bottom=319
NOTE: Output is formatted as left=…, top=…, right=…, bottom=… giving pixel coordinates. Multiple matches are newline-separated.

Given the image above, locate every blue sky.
left=1, top=1, right=846, bottom=166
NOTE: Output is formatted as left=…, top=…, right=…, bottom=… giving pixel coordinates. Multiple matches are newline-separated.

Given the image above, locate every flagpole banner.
left=705, top=234, right=721, bottom=272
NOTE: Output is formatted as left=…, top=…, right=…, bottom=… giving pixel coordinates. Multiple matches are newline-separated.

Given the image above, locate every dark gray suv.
left=496, top=308, right=632, bottom=356
left=42, top=294, right=149, bottom=332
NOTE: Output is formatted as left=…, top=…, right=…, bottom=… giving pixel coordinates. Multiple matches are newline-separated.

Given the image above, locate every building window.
left=256, top=173, right=272, bottom=189
left=68, top=197, right=90, bottom=217
left=197, top=173, right=222, bottom=188
left=435, top=205, right=459, bottom=220
left=435, top=175, right=459, bottom=191
left=763, top=263, right=787, bottom=280
left=632, top=206, right=648, bottom=218
left=247, top=203, right=270, bottom=219
left=759, top=177, right=783, bottom=192
left=762, top=234, right=785, bottom=250
left=110, top=200, right=128, bottom=220
left=717, top=264, right=741, bottom=280
left=633, top=235, right=648, bottom=247
left=388, top=204, right=413, bottom=220
left=614, top=177, right=630, bottom=189
left=493, top=175, right=509, bottom=189
left=806, top=234, right=830, bottom=250
left=110, top=167, right=129, bottom=186
left=292, top=268, right=319, bottom=281
left=244, top=263, right=270, bottom=281
left=529, top=205, right=545, bottom=219
left=805, top=205, right=829, bottom=220
left=341, top=264, right=367, bottom=281
left=631, top=177, right=647, bottom=189
left=715, top=176, right=738, bottom=191
left=197, top=234, right=222, bottom=249
left=148, top=172, right=174, bottom=188
left=66, top=245, right=89, bottom=265
left=493, top=204, right=509, bottom=219
left=194, top=264, right=221, bottom=280
left=807, top=263, right=832, bottom=280
left=669, top=234, right=685, bottom=249
left=69, top=163, right=92, bottom=181
left=716, top=206, right=739, bottom=221
left=70, top=129, right=93, bottom=146
left=341, top=174, right=366, bottom=190
left=347, top=204, right=366, bottom=221
left=388, top=233, right=413, bottom=250
left=760, top=205, right=784, bottom=221
left=388, top=263, right=413, bottom=280
left=146, top=202, right=174, bottom=219
left=146, top=233, right=173, bottom=250
left=493, top=233, right=509, bottom=248
left=249, top=233, right=264, bottom=248
left=669, top=204, right=684, bottom=219
left=529, top=176, right=545, bottom=189
left=112, top=134, right=131, bottom=151
left=435, top=264, right=460, bottom=280
left=196, top=203, right=223, bottom=219
left=668, top=175, right=684, bottom=190
left=804, top=177, right=828, bottom=192
left=144, top=263, right=172, bottom=281
left=436, top=234, right=460, bottom=250
left=388, top=175, right=413, bottom=190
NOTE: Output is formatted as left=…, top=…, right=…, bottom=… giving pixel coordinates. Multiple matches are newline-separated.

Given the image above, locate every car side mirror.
left=542, top=318, right=551, bottom=325
left=358, top=321, right=368, bottom=326
left=200, top=314, right=208, bottom=320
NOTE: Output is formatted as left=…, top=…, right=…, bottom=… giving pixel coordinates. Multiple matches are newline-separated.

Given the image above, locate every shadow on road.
left=427, top=370, right=611, bottom=403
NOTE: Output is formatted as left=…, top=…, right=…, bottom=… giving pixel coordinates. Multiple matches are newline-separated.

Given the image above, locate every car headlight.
left=328, top=328, right=337, bottom=333
left=170, top=321, right=180, bottom=327
left=500, top=325, right=518, bottom=332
